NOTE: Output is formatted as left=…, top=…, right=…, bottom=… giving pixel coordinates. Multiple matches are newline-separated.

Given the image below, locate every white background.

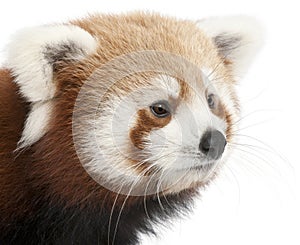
left=0, top=1, right=299, bottom=244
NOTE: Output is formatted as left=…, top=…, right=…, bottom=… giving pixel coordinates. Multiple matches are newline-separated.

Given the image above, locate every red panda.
left=0, top=12, right=263, bottom=244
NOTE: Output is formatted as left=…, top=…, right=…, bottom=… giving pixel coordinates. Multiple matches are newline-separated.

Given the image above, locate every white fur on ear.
left=17, top=102, right=53, bottom=150
left=197, top=16, right=264, bottom=78
left=5, top=24, right=98, bottom=148
left=5, top=24, right=97, bottom=102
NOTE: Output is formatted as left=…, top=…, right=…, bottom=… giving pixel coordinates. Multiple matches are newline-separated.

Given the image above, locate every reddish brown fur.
left=0, top=69, right=31, bottom=229
left=0, top=13, right=237, bottom=235
left=130, top=108, right=172, bottom=150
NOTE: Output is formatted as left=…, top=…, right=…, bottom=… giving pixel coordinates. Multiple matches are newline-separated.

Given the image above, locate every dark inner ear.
left=43, top=42, right=85, bottom=71
left=213, top=33, right=242, bottom=58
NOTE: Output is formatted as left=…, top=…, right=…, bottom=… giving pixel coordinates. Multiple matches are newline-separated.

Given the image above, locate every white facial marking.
left=154, top=74, right=180, bottom=99
left=146, top=72, right=230, bottom=193
left=77, top=72, right=233, bottom=194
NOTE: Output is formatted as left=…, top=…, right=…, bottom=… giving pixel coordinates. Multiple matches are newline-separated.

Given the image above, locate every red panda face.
left=72, top=50, right=238, bottom=196
left=3, top=13, right=263, bottom=199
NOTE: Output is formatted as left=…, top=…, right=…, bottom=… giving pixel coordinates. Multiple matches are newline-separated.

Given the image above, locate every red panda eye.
left=207, top=94, right=216, bottom=109
left=150, top=101, right=171, bottom=118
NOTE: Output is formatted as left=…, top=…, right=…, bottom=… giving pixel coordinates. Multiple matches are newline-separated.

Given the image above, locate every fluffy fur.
left=0, top=12, right=262, bottom=244
left=197, top=16, right=264, bottom=79
left=5, top=25, right=98, bottom=148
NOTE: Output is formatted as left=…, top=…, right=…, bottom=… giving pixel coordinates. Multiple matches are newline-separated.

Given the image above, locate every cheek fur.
left=211, top=100, right=226, bottom=119
left=225, top=108, right=234, bottom=141
left=129, top=108, right=171, bottom=150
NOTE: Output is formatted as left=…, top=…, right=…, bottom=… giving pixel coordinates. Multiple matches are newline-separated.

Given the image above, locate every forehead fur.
left=70, top=12, right=231, bottom=79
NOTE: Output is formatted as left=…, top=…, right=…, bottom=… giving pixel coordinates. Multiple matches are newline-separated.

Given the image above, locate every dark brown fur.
left=0, top=13, right=239, bottom=244
left=0, top=69, right=31, bottom=232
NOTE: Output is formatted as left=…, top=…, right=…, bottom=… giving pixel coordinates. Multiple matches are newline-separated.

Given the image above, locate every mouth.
left=160, top=161, right=219, bottom=194
left=173, top=160, right=218, bottom=174
left=190, top=162, right=217, bottom=172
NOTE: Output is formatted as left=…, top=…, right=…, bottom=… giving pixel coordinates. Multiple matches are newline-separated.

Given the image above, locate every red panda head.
left=4, top=13, right=263, bottom=204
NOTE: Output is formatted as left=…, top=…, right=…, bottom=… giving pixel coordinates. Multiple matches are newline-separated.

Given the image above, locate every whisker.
left=228, top=144, right=284, bottom=177
left=230, top=117, right=275, bottom=134
left=230, top=109, right=278, bottom=127
left=229, top=133, right=292, bottom=170
left=107, top=185, right=122, bottom=245
left=111, top=179, right=141, bottom=245
left=143, top=169, right=161, bottom=220
left=222, top=164, right=241, bottom=206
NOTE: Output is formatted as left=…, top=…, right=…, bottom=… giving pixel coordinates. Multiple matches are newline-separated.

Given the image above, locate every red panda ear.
left=5, top=24, right=97, bottom=103
left=4, top=25, right=97, bottom=149
left=197, top=16, right=264, bottom=79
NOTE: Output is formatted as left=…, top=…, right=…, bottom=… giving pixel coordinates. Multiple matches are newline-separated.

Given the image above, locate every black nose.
left=199, top=130, right=227, bottom=160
